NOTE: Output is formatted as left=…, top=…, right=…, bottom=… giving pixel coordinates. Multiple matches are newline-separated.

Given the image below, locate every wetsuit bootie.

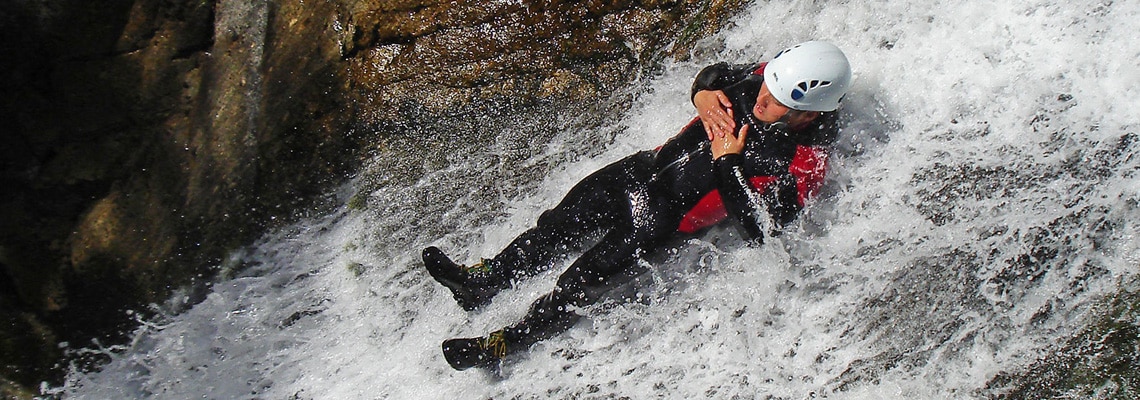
left=441, top=331, right=508, bottom=371
left=422, top=246, right=507, bottom=311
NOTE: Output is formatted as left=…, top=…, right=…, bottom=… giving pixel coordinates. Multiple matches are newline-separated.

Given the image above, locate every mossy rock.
left=990, top=278, right=1140, bottom=399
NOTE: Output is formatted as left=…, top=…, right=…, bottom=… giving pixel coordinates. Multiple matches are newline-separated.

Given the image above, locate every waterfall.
left=52, top=0, right=1139, bottom=398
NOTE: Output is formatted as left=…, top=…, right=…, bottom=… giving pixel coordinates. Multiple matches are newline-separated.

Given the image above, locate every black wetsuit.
left=465, top=62, right=839, bottom=351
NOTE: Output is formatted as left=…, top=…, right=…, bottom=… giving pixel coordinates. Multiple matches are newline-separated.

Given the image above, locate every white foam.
left=54, top=0, right=1140, bottom=398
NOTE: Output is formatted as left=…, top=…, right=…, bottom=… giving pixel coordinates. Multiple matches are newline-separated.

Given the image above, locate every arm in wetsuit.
left=683, top=62, right=838, bottom=242
left=712, top=152, right=768, bottom=240
left=710, top=141, right=833, bottom=243
left=690, top=62, right=765, bottom=102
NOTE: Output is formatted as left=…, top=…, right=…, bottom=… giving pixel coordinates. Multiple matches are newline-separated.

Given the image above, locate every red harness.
left=676, top=145, right=828, bottom=233
left=675, top=62, right=830, bottom=233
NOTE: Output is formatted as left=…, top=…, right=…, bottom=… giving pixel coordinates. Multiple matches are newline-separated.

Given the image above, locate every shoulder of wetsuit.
left=691, top=62, right=766, bottom=100
left=791, top=111, right=841, bottom=146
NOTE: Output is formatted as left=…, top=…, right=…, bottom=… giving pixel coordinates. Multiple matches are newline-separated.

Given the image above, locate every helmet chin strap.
left=753, top=116, right=790, bottom=135
left=742, top=109, right=788, bottom=135
left=774, top=114, right=796, bottom=130
left=764, top=109, right=816, bottom=134
left=743, top=99, right=801, bottom=135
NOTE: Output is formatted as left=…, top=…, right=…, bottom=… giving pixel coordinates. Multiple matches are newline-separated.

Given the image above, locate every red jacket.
left=670, top=62, right=835, bottom=236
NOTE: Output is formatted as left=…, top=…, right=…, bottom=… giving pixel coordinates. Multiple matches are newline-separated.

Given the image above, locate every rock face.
left=0, top=0, right=747, bottom=394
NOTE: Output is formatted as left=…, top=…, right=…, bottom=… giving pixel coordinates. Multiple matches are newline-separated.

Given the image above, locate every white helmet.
left=763, top=41, right=852, bottom=112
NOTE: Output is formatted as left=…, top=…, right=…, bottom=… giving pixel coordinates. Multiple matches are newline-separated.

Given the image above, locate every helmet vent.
left=791, top=80, right=834, bottom=101
left=773, top=44, right=803, bottom=59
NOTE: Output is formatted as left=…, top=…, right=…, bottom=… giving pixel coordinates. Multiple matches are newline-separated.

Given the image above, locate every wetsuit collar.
left=748, top=112, right=791, bottom=136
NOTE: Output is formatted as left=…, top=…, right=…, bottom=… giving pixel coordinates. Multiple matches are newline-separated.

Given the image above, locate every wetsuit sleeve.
left=769, top=145, right=832, bottom=230
left=691, top=62, right=764, bottom=103
left=713, top=153, right=768, bottom=242
left=713, top=144, right=832, bottom=241
left=763, top=113, right=838, bottom=228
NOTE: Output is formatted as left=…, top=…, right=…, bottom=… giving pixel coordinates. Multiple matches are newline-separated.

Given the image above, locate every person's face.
left=754, top=82, right=819, bottom=127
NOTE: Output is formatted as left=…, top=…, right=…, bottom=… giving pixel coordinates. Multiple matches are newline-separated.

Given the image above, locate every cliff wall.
left=0, top=0, right=747, bottom=395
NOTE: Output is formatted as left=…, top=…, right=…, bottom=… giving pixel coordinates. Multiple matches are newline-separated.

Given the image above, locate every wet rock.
left=986, top=279, right=1140, bottom=399
left=0, top=0, right=749, bottom=394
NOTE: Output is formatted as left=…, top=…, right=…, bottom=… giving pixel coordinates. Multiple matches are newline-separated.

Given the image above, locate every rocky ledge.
left=0, top=0, right=748, bottom=395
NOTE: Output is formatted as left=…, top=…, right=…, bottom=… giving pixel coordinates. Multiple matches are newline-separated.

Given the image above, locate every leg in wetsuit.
left=425, top=151, right=685, bottom=369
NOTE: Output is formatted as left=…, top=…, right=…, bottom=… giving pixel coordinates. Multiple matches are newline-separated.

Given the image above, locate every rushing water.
left=52, top=0, right=1139, bottom=398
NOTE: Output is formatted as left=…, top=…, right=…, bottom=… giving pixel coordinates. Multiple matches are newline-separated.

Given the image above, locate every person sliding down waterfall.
left=424, top=41, right=853, bottom=371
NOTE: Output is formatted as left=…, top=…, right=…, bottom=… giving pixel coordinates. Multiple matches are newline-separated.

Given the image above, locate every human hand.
left=693, top=90, right=735, bottom=141
left=712, top=123, right=748, bottom=159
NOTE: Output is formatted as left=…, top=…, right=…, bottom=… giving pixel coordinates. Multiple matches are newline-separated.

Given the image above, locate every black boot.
left=422, top=246, right=507, bottom=311
left=441, top=331, right=508, bottom=371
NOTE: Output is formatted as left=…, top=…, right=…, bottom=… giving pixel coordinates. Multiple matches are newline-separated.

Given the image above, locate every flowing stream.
left=53, top=0, right=1139, bottom=398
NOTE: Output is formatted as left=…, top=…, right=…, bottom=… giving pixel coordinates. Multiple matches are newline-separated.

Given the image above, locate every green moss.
left=1, top=377, right=36, bottom=400
left=0, top=310, right=60, bottom=398
left=347, top=262, right=366, bottom=277
left=347, top=192, right=368, bottom=211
